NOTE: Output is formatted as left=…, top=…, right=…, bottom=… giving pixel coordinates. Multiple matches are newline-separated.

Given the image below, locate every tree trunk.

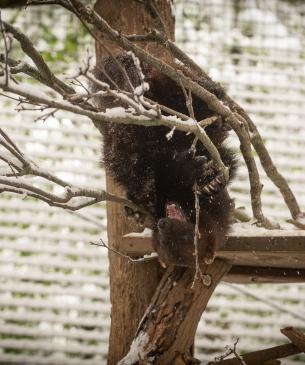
left=93, top=1, right=175, bottom=364
left=119, top=260, right=231, bottom=365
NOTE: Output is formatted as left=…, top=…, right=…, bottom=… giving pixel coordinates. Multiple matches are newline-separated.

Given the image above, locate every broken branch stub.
left=119, top=259, right=231, bottom=365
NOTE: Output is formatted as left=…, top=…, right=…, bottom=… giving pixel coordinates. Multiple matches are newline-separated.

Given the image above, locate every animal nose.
left=157, top=218, right=168, bottom=230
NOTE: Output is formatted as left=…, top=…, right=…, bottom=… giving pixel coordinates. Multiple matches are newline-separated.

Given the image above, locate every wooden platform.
left=122, top=225, right=305, bottom=283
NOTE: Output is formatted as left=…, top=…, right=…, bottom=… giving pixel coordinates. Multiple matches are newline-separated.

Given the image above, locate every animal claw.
left=204, top=257, right=214, bottom=265
left=202, top=186, right=211, bottom=194
left=159, top=259, right=167, bottom=268
left=208, top=182, right=218, bottom=192
left=195, top=155, right=208, bottom=164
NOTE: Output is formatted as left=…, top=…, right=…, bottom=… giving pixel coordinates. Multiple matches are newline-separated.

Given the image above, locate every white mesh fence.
left=0, top=1, right=305, bottom=364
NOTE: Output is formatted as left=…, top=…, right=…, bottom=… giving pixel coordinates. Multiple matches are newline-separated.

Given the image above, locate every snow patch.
left=118, top=331, right=151, bottom=365
left=166, top=127, right=176, bottom=140
left=143, top=252, right=158, bottom=259
left=124, top=228, right=153, bottom=238
left=134, top=83, right=149, bottom=97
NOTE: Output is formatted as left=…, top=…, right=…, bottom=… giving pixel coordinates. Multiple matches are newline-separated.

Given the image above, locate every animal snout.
left=157, top=218, right=170, bottom=231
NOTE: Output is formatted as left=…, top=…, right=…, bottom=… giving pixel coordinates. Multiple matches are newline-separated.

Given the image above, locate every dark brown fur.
left=95, top=53, right=237, bottom=266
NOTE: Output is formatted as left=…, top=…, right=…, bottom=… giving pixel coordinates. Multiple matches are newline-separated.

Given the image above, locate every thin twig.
left=0, top=127, right=152, bottom=216
left=91, top=238, right=158, bottom=263
left=27, top=0, right=73, bottom=11
left=214, top=339, right=246, bottom=365
left=191, top=184, right=211, bottom=288
left=0, top=11, right=9, bottom=86
left=60, top=0, right=276, bottom=227
left=2, top=3, right=303, bottom=228
left=135, top=27, right=302, bottom=223
left=0, top=75, right=197, bottom=131
left=67, top=1, right=135, bottom=94
left=2, top=21, right=74, bottom=95
left=191, top=183, right=202, bottom=288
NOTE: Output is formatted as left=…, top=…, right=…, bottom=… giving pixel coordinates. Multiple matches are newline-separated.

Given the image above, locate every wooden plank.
left=217, top=251, right=305, bottom=270
left=281, top=327, right=305, bottom=352
left=224, top=266, right=305, bottom=284
left=121, top=226, right=305, bottom=272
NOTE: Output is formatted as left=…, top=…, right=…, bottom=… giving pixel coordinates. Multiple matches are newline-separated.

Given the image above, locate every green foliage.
left=5, top=6, right=92, bottom=72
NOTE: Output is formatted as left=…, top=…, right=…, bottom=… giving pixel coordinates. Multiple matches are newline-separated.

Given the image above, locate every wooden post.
left=119, top=260, right=231, bottom=365
left=93, top=1, right=175, bottom=363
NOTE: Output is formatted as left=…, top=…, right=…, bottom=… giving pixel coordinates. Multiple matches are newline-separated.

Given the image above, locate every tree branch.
left=2, top=21, right=74, bottom=95
left=208, top=327, right=305, bottom=365
left=125, top=27, right=303, bottom=224
left=0, top=47, right=229, bottom=183
left=0, top=126, right=152, bottom=215
left=57, top=0, right=280, bottom=228
left=1, top=1, right=303, bottom=228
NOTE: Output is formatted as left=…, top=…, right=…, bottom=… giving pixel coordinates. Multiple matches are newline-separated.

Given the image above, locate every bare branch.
left=0, top=48, right=229, bottom=186
left=1, top=3, right=303, bottom=228
left=0, top=54, right=73, bottom=95
left=2, top=21, right=74, bottom=95
left=287, top=218, right=305, bottom=230
left=208, top=327, right=304, bottom=365
left=0, top=76, right=196, bottom=130
left=50, top=0, right=278, bottom=228
left=248, top=120, right=302, bottom=219
left=27, top=0, right=73, bottom=11
left=91, top=238, right=158, bottom=263
left=89, top=68, right=230, bottom=185
left=214, top=339, right=246, bottom=365
left=191, top=183, right=212, bottom=288
left=129, top=27, right=302, bottom=223
left=0, top=11, right=9, bottom=86
left=0, top=127, right=152, bottom=216
left=125, top=29, right=206, bottom=78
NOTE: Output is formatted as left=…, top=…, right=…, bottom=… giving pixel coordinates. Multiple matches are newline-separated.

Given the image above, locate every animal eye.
left=157, top=219, right=169, bottom=230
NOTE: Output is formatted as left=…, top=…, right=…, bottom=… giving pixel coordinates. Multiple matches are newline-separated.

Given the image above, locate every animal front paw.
left=203, top=250, right=215, bottom=265
left=196, top=161, right=227, bottom=197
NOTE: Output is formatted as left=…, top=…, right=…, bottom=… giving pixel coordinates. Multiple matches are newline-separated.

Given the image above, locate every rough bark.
left=120, top=260, right=231, bottom=365
left=104, top=175, right=164, bottom=365
left=94, top=0, right=175, bottom=60
left=93, top=1, right=175, bottom=363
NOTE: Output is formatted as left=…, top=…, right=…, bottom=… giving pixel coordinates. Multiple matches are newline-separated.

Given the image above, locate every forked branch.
left=208, top=327, right=305, bottom=365
left=0, top=0, right=304, bottom=229
left=0, top=127, right=150, bottom=214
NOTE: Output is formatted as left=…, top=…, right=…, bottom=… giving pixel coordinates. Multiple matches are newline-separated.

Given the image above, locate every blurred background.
left=0, top=0, right=305, bottom=364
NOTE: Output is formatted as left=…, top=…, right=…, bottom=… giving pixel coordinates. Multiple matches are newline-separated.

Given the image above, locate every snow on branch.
left=0, top=22, right=225, bottom=222
left=54, top=0, right=305, bottom=229
left=0, top=2, right=304, bottom=229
